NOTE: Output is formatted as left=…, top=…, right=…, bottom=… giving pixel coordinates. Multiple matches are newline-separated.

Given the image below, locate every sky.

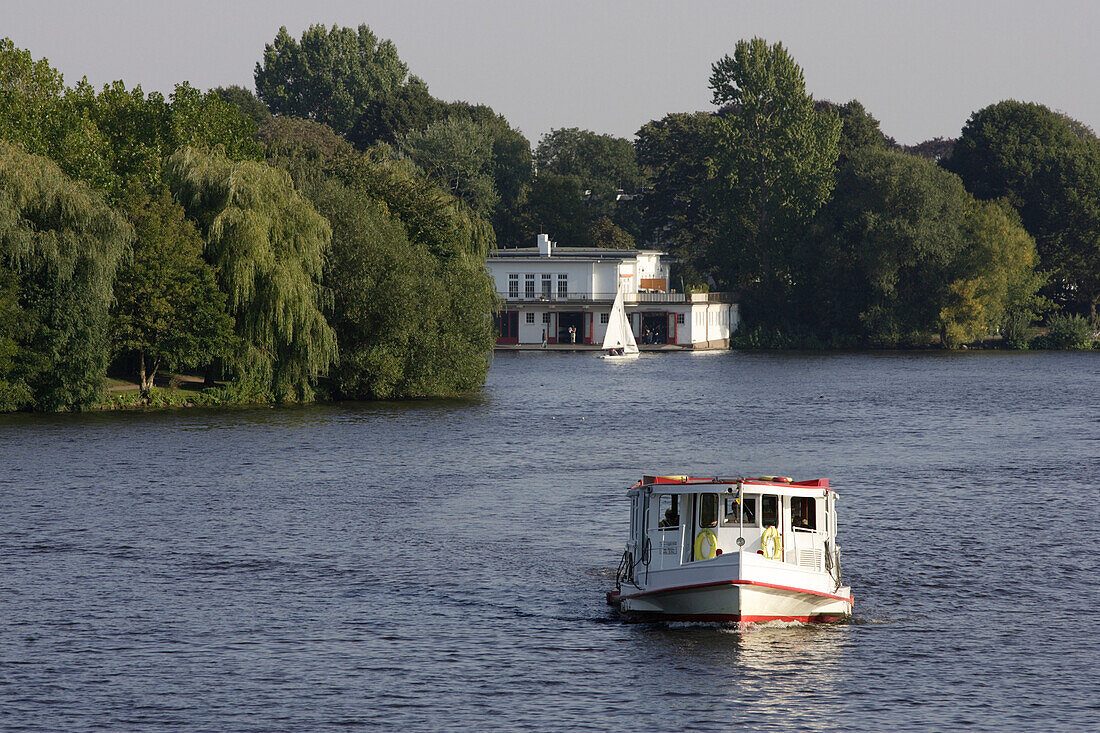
left=2, top=0, right=1098, bottom=146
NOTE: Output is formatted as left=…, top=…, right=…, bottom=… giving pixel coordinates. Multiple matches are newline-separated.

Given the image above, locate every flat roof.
left=488, top=246, right=665, bottom=261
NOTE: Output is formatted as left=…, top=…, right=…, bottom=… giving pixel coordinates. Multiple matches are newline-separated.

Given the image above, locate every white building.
left=487, top=234, right=739, bottom=348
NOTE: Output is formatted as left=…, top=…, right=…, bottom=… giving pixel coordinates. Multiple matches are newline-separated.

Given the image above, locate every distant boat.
left=599, top=286, right=639, bottom=360
left=607, top=475, right=853, bottom=624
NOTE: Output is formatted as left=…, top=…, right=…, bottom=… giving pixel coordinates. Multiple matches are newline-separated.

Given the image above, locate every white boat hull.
left=611, top=551, right=852, bottom=623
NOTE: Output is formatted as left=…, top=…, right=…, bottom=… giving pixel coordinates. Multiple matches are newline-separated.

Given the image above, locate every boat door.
left=789, top=494, right=826, bottom=570
left=690, top=492, right=719, bottom=561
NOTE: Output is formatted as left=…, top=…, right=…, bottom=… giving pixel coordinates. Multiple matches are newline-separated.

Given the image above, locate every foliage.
left=330, top=151, right=496, bottom=261
left=349, top=76, right=444, bottom=147
left=1033, top=312, right=1093, bottom=349
left=257, top=116, right=357, bottom=186
left=111, top=185, right=236, bottom=393
left=803, top=148, right=1042, bottom=347
left=589, top=215, right=635, bottom=249
left=254, top=24, right=409, bottom=136
left=166, top=147, right=337, bottom=402
left=0, top=141, right=130, bottom=410
left=310, top=177, right=494, bottom=399
left=944, top=100, right=1100, bottom=317
left=822, top=99, right=889, bottom=161
left=214, top=85, right=273, bottom=128
left=635, top=111, right=721, bottom=279
left=0, top=267, right=32, bottom=409
left=402, top=115, right=499, bottom=216
left=707, top=38, right=840, bottom=291
left=529, top=127, right=643, bottom=244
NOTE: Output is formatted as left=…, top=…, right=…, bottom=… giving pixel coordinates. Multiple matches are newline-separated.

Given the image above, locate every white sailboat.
left=599, top=286, right=640, bottom=359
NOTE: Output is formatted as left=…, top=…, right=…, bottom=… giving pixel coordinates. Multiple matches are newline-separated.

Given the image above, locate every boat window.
left=698, top=493, right=718, bottom=528
left=791, top=496, right=817, bottom=531
left=656, top=494, right=679, bottom=530
left=721, top=495, right=757, bottom=526
left=762, top=495, right=779, bottom=527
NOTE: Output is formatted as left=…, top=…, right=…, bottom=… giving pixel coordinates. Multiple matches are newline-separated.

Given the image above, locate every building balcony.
left=496, top=291, right=735, bottom=305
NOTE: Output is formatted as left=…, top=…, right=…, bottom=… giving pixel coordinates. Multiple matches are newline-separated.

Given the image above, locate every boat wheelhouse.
left=607, top=475, right=853, bottom=624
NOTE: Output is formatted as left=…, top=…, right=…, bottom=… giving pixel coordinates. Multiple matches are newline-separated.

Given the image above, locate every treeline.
left=629, top=40, right=1099, bottom=350
left=0, top=28, right=499, bottom=412
left=2, top=27, right=1096, bottom=413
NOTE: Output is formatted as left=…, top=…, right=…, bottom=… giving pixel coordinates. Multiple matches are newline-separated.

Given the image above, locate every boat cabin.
left=627, top=475, right=839, bottom=574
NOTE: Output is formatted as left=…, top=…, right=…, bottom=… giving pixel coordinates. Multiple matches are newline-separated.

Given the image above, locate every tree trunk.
left=139, top=351, right=157, bottom=395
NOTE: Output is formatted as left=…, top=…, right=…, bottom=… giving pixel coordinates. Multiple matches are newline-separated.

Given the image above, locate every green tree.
left=348, top=76, right=444, bottom=147
left=214, top=84, right=273, bottom=128
left=402, top=115, right=499, bottom=216
left=806, top=148, right=1041, bottom=347
left=111, top=186, right=235, bottom=394
left=0, top=141, right=130, bottom=410
left=636, top=111, right=721, bottom=280
left=311, top=177, right=493, bottom=398
left=944, top=101, right=1100, bottom=318
left=708, top=38, right=840, bottom=292
left=166, top=147, right=336, bottom=401
left=254, top=24, right=409, bottom=136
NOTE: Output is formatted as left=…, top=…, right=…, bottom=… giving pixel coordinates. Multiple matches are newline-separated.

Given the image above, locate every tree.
left=805, top=148, right=1041, bottom=347
left=589, top=216, right=635, bottom=249
left=943, top=100, right=1100, bottom=318
left=348, top=76, right=444, bottom=148
left=166, top=147, right=336, bottom=401
left=254, top=24, right=409, bottom=136
left=213, top=85, right=273, bottom=128
left=938, top=199, right=1044, bottom=347
left=402, top=115, right=499, bottom=216
left=111, top=186, right=235, bottom=394
left=0, top=141, right=130, bottom=410
left=707, top=38, right=840, bottom=292
left=636, top=111, right=721, bottom=279
left=818, top=99, right=890, bottom=162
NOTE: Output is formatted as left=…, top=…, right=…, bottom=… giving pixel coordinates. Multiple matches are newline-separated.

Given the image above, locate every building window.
left=508, top=274, right=519, bottom=298
left=542, top=312, right=551, bottom=324
left=557, top=274, right=568, bottom=298
left=676, top=313, right=685, bottom=324
left=600, top=313, right=609, bottom=324
left=541, top=274, right=552, bottom=298
left=525, top=274, right=535, bottom=299
left=526, top=312, right=535, bottom=324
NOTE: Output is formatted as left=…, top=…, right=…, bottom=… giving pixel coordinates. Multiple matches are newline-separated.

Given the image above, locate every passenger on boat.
left=659, top=507, right=679, bottom=527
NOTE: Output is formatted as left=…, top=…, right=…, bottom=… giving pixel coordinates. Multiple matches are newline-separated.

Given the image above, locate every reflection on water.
left=1, top=350, right=1097, bottom=731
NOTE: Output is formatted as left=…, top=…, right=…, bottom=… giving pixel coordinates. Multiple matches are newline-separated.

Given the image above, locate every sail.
left=602, top=286, right=639, bottom=354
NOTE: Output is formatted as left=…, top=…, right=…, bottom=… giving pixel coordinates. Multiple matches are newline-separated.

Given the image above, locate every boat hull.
left=610, top=551, right=852, bottom=624
left=612, top=581, right=851, bottom=623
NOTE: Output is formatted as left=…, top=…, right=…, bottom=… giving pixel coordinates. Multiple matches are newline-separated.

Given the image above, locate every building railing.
left=496, top=291, right=734, bottom=304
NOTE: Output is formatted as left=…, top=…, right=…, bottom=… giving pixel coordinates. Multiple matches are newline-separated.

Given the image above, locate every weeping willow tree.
left=165, top=147, right=336, bottom=401
left=0, top=141, right=130, bottom=410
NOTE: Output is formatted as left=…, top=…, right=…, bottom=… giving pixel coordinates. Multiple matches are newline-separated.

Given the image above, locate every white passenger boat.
left=598, top=285, right=639, bottom=359
left=607, top=475, right=853, bottom=623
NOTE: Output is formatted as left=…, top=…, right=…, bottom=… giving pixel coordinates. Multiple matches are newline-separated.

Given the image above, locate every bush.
left=1000, top=309, right=1033, bottom=350
left=1036, top=313, right=1092, bottom=349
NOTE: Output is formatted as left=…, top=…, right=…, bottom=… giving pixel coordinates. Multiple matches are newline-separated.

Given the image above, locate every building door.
left=557, top=312, right=584, bottom=344
left=494, top=311, right=519, bottom=344
left=641, top=312, right=668, bottom=344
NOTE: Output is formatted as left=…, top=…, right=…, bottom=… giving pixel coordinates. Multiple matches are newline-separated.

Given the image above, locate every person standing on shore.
left=541, top=329, right=547, bottom=348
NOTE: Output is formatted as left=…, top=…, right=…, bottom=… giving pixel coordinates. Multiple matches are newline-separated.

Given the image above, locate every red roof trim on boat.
left=618, top=578, right=854, bottom=604
left=642, top=476, right=832, bottom=491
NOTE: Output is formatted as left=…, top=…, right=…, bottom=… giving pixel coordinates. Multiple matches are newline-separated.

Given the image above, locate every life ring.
left=694, top=529, right=718, bottom=560
left=761, top=526, right=783, bottom=560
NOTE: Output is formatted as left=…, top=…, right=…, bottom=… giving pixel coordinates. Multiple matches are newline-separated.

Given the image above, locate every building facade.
left=487, top=234, right=739, bottom=348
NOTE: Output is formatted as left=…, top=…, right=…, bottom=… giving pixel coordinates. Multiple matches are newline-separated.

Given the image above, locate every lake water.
left=1, top=350, right=1098, bottom=731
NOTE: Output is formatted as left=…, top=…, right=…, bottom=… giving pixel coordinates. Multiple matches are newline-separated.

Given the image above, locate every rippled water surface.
left=2, top=351, right=1098, bottom=731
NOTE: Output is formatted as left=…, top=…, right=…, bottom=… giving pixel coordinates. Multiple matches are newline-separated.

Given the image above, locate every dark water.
left=1, top=351, right=1098, bottom=732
